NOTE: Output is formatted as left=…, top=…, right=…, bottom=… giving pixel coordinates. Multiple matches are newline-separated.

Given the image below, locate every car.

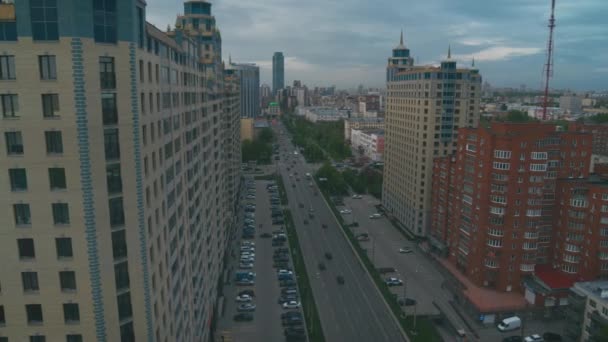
left=524, top=335, right=543, bottom=342
left=278, top=295, right=299, bottom=304
left=244, top=219, right=255, bottom=225
left=503, top=337, right=523, bottom=342
left=318, top=262, right=326, bottom=270
left=324, top=252, right=333, bottom=260
left=241, top=253, right=256, bottom=258
left=282, top=301, right=301, bottom=309
left=281, top=288, right=298, bottom=295
left=369, top=213, right=382, bottom=219
left=542, top=332, right=562, bottom=342
left=238, top=289, right=255, bottom=297
left=339, top=209, right=352, bottom=214
left=235, top=294, right=253, bottom=302
left=281, top=311, right=302, bottom=319
left=337, top=275, right=345, bottom=284
left=352, top=194, right=363, bottom=199
left=283, top=317, right=304, bottom=327
left=233, top=313, right=254, bottom=322
left=276, top=247, right=289, bottom=253
left=398, top=298, right=417, bottom=306
left=237, top=303, right=256, bottom=312
left=241, top=241, right=255, bottom=247
left=240, top=246, right=255, bottom=251
left=298, top=203, right=304, bottom=208
left=246, top=195, right=256, bottom=199
left=260, top=232, right=272, bottom=238
left=272, top=240, right=285, bottom=247
left=399, top=247, right=413, bottom=254
left=303, top=219, right=309, bottom=225
left=280, top=280, right=296, bottom=287
left=278, top=270, right=293, bottom=275
left=385, top=277, right=403, bottom=286
left=284, top=326, right=305, bottom=335
left=239, top=262, right=254, bottom=269
left=236, top=279, right=255, bottom=286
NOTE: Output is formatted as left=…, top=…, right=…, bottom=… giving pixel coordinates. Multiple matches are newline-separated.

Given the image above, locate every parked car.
left=352, top=194, right=363, bottom=199
left=398, top=298, right=417, bottom=306
left=239, top=262, right=254, bottom=269
left=235, top=294, right=253, bottom=302
left=281, top=311, right=302, bottom=319
left=337, top=275, right=345, bottom=284
left=369, top=213, right=382, bottom=219
left=385, top=277, right=403, bottom=286
left=282, top=301, right=301, bottom=309
left=260, top=232, right=272, bottom=238
left=233, top=313, right=254, bottom=322
left=524, top=334, right=543, bottom=342
left=237, top=303, right=256, bottom=312
left=278, top=295, right=299, bottom=304
left=318, top=262, right=326, bottom=270
left=399, top=247, right=413, bottom=254
left=280, top=279, right=296, bottom=287
left=237, top=290, right=255, bottom=297
left=339, top=209, right=352, bottom=214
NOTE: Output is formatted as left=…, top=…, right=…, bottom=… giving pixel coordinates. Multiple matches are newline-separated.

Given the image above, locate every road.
left=275, top=124, right=407, bottom=342
left=217, top=177, right=304, bottom=342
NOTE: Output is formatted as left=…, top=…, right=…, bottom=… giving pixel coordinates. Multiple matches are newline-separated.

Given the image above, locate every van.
left=497, top=316, right=521, bottom=332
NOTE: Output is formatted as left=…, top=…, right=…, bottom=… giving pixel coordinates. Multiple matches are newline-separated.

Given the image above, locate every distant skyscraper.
left=228, top=61, right=260, bottom=118
left=273, top=52, right=285, bottom=94
left=383, top=32, right=482, bottom=236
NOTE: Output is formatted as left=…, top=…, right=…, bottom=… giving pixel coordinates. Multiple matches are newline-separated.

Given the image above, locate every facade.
left=383, top=33, right=482, bottom=236
left=344, top=117, right=385, bottom=141
left=571, top=122, right=608, bottom=157
left=240, top=118, right=254, bottom=141
left=295, top=106, right=350, bottom=123
left=260, top=83, right=271, bottom=108
left=223, top=67, right=242, bottom=218
left=560, top=95, right=583, bottom=114
left=0, top=1, right=238, bottom=341
left=272, top=52, right=284, bottom=94
left=351, top=129, right=385, bottom=162
left=431, top=122, right=595, bottom=293
left=565, top=281, right=608, bottom=342
left=227, top=62, right=260, bottom=118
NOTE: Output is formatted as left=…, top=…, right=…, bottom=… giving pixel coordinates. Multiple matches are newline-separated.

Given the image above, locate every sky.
left=146, top=0, right=608, bottom=91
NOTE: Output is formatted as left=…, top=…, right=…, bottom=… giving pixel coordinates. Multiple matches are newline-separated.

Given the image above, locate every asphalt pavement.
left=275, top=124, right=407, bottom=342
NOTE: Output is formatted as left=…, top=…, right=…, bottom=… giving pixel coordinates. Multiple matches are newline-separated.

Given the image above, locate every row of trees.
left=242, top=128, right=275, bottom=164
left=315, top=162, right=383, bottom=199
left=282, top=116, right=352, bottom=162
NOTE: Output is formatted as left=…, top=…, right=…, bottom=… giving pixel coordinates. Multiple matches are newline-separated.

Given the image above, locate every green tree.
left=258, top=127, right=275, bottom=144
left=505, top=110, right=536, bottom=122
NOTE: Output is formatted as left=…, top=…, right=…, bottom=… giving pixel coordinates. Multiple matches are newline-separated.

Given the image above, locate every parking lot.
left=216, top=177, right=306, bottom=342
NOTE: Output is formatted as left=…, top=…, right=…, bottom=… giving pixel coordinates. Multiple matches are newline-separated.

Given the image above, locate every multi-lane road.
left=274, top=123, right=407, bottom=342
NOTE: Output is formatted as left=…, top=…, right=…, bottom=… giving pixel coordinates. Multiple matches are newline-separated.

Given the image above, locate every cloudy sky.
left=146, top=0, right=607, bottom=91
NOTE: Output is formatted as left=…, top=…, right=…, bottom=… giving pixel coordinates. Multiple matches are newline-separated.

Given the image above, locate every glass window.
left=104, top=128, right=120, bottom=160
left=101, top=93, right=117, bottom=125
left=111, top=229, right=127, bottom=259
left=0, top=56, right=16, bottom=79
left=117, top=292, right=133, bottom=321
left=99, top=56, right=116, bottom=89
left=9, top=168, right=27, bottom=191
left=42, top=94, right=60, bottom=117
left=120, top=321, right=135, bottom=342
left=52, top=203, right=70, bottom=224
left=30, top=0, right=58, bottom=41
left=49, top=168, right=67, bottom=190
left=30, top=336, right=46, bottom=342
left=67, top=335, right=83, bottom=342
left=106, top=163, right=122, bottom=194
left=26, top=304, right=43, bottom=324
left=21, top=272, right=39, bottom=291
left=0, top=305, right=4, bottom=325
left=63, top=303, right=79, bottom=323
left=13, top=203, right=31, bottom=226
left=114, top=261, right=130, bottom=290
left=38, top=55, right=57, bottom=80
left=5, top=131, right=23, bottom=155
left=93, top=0, right=117, bottom=43
left=55, top=237, right=73, bottom=258
left=1, top=94, right=18, bottom=117
left=18, top=239, right=35, bottom=259
left=59, top=271, right=76, bottom=291
left=0, top=22, right=18, bottom=41
left=44, top=131, right=63, bottom=154
left=109, top=197, right=125, bottom=227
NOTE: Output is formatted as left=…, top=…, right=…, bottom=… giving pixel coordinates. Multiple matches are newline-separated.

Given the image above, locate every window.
left=112, top=230, right=128, bottom=259
left=67, top=335, right=83, bottom=342
left=99, top=57, right=116, bottom=89
left=102, top=93, right=117, bottom=125
left=117, top=292, right=133, bottom=321
left=9, top=168, right=27, bottom=191
left=14, top=203, right=31, bottom=226
left=22, top=272, right=39, bottom=291
left=52, top=203, right=70, bottom=224
left=45, top=131, right=63, bottom=154
left=104, top=129, right=120, bottom=160
left=0, top=305, right=4, bottom=325
left=0, top=55, right=16, bottom=80
left=114, top=261, right=130, bottom=290
left=59, top=271, right=77, bottom=291
left=18, top=239, right=35, bottom=259
left=492, top=162, right=510, bottom=170
left=93, top=0, right=117, bottom=43
left=42, top=94, right=60, bottom=118
left=5, top=131, right=23, bottom=154
left=109, top=198, right=125, bottom=227
left=38, top=55, right=57, bottom=80
left=26, top=304, right=43, bottom=324
left=49, top=168, right=67, bottom=190
left=531, top=151, right=548, bottom=160
left=493, top=150, right=511, bottom=159
left=530, top=163, right=547, bottom=172
left=106, top=164, right=122, bottom=194
left=55, top=238, right=73, bottom=258
left=63, top=303, right=80, bottom=323
left=120, top=321, right=135, bottom=342
left=30, top=0, right=59, bottom=40
left=30, top=337, right=46, bottom=342
left=0, top=21, right=17, bottom=41
left=1, top=94, right=18, bottom=117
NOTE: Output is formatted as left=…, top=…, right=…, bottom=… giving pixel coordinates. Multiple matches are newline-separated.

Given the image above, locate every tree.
left=505, top=110, right=536, bottom=123
left=258, top=127, right=275, bottom=144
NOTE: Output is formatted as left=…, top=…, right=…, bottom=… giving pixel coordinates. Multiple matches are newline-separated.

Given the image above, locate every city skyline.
left=146, top=0, right=607, bottom=91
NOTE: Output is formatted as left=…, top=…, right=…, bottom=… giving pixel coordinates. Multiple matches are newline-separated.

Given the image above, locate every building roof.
left=573, top=280, right=608, bottom=303
left=534, top=264, right=577, bottom=290
left=347, top=117, right=385, bottom=123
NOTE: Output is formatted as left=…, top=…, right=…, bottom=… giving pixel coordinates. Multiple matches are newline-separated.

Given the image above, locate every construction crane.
left=541, top=0, right=556, bottom=120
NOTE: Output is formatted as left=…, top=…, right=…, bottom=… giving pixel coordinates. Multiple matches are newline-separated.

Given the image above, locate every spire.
left=400, top=29, right=404, bottom=46
left=447, top=45, right=452, bottom=59
left=472, top=57, right=475, bottom=68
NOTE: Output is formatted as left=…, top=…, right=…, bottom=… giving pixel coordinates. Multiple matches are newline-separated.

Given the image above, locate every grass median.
left=284, top=210, right=326, bottom=342
left=320, top=188, right=443, bottom=342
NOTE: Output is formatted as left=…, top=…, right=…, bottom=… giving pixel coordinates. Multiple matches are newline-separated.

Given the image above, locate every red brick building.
left=570, top=122, right=608, bottom=156
left=431, top=122, right=595, bottom=293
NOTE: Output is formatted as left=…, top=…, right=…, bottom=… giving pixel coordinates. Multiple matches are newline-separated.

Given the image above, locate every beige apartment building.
left=382, top=33, right=482, bottom=236
left=0, top=1, right=239, bottom=341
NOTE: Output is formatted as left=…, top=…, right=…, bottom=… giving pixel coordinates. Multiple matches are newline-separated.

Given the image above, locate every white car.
left=239, top=262, right=254, bottom=269
left=369, top=213, right=382, bottom=219
left=278, top=270, right=293, bottom=275
left=242, top=241, right=255, bottom=247
left=399, top=247, right=413, bottom=254
left=241, top=252, right=256, bottom=258
left=524, top=335, right=543, bottom=342
left=385, top=277, right=403, bottom=286
left=352, top=194, right=363, bottom=199
left=282, top=301, right=301, bottom=309
left=235, top=294, right=253, bottom=302
left=339, top=209, right=352, bottom=214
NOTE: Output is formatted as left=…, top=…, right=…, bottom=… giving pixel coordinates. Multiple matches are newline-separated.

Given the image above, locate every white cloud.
left=453, top=46, right=543, bottom=62
left=459, top=37, right=505, bottom=46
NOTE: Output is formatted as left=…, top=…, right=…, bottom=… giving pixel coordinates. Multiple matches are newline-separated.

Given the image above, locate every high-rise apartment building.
left=383, top=33, right=482, bottom=236
left=0, top=1, right=239, bottom=341
left=223, top=67, right=242, bottom=213
left=431, top=122, right=596, bottom=292
left=227, top=62, right=260, bottom=118
left=272, top=51, right=284, bottom=94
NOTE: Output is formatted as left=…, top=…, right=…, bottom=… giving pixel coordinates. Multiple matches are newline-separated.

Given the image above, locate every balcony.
left=520, top=264, right=535, bottom=272
left=484, top=259, right=499, bottom=269
left=0, top=3, right=16, bottom=21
